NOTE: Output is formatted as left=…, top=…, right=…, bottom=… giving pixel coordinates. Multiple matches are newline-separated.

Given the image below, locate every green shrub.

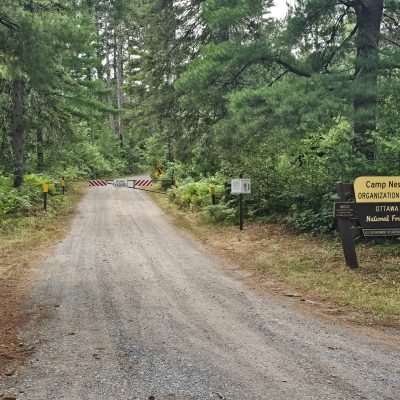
left=167, top=174, right=236, bottom=223
left=54, top=166, right=85, bottom=181
left=170, top=180, right=213, bottom=210
left=202, top=204, right=236, bottom=223
left=0, top=173, right=70, bottom=218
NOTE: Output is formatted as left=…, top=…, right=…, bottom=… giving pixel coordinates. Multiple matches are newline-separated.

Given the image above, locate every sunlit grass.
left=154, top=194, right=400, bottom=326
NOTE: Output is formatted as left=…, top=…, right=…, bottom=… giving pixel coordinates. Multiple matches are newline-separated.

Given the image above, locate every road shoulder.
left=0, top=183, right=86, bottom=377
left=151, top=192, right=400, bottom=337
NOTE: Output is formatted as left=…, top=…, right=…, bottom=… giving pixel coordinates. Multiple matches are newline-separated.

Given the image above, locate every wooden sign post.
left=335, top=183, right=358, bottom=269
left=335, top=176, right=400, bottom=268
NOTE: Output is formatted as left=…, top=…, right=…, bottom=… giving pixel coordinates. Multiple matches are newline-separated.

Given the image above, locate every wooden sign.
left=353, top=176, right=400, bottom=237
left=334, top=178, right=400, bottom=268
left=356, top=203, right=400, bottom=237
left=354, top=176, right=400, bottom=203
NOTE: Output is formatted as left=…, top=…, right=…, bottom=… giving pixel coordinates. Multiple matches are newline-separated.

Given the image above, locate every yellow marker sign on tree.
left=42, top=183, right=49, bottom=193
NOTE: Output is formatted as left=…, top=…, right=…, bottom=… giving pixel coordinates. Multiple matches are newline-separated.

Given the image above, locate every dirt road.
left=1, top=185, right=399, bottom=399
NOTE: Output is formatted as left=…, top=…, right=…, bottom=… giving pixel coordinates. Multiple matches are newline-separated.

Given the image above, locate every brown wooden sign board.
left=354, top=176, right=400, bottom=237
left=356, top=203, right=400, bottom=236
left=335, top=178, right=400, bottom=269
left=354, top=176, right=400, bottom=203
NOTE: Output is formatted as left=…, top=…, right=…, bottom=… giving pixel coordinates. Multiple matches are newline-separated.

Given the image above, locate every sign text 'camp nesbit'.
left=354, top=176, right=400, bottom=203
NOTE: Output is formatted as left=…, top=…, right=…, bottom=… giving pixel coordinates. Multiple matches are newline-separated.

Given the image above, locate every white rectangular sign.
left=113, top=179, right=127, bottom=187
left=231, top=178, right=251, bottom=195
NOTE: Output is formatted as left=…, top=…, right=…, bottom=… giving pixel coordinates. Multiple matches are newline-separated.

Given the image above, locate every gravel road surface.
left=1, top=184, right=399, bottom=399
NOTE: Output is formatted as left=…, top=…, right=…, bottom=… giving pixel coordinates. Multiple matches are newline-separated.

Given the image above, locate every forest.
left=1, top=0, right=400, bottom=233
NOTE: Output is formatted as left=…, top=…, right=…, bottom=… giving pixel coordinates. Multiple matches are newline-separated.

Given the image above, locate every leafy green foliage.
left=167, top=175, right=235, bottom=223
left=0, top=173, right=56, bottom=217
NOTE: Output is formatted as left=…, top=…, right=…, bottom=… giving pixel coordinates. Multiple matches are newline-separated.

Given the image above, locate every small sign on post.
left=231, top=179, right=251, bottom=195
left=42, top=183, right=49, bottom=211
left=334, top=202, right=355, bottom=219
left=231, top=178, right=251, bottom=230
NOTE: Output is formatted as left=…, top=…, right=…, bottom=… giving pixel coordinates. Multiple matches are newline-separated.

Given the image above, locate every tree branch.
left=337, top=1, right=356, bottom=7
left=323, top=24, right=358, bottom=70
left=0, top=14, right=19, bottom=30
left=267, top=70, right=289, bottom=87
left=383, top=13, right=400, bottom=27
left=382, top=36, right=400, bottom=48
left=275, top=59, right=311, bottom=77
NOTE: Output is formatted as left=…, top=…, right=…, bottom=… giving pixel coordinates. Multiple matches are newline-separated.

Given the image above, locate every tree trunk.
left=113, top=26, right=124, bottom=147
left=94, top=2, right=104, bottom=80
left=10, top=79, right=25, bottom=188
left=105, top=40, right=115, bottom=134
left=352, top=0, right=384, bottom=159
left=37, top=127, right=44, bottom=172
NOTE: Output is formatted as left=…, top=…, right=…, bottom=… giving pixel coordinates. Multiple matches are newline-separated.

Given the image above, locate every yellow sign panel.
left=42, top=183, right=49, bottom=193
left=354, top=176, right=400, bottom=203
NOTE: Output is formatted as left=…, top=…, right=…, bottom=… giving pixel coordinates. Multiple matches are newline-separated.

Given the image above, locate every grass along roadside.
left=152, top=193, right=400, bottom=328
left=0, top=182, right=87, bottom=376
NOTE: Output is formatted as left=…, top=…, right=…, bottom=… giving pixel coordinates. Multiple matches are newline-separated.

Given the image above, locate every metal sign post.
left=61, top=176, right=65, bottom=195
left=239, top=192, right=244, bottom=230
left=42, top=183, right=49, bottom=211
left=231, top=177, right=251, bottom=231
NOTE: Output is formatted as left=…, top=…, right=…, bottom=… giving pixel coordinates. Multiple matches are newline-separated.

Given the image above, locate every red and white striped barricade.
left=88, top=179, right=108, bottom=187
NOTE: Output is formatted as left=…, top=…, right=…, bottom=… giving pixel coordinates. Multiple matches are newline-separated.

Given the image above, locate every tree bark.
left=352, top=0, right=384, bottom=159
left=10, top=79, right=25, bottom=188
left=113, top=25, right=124, bottom=147
left=105, top=37, right=116, bottom=134
left=94, top=2, right=104, bottom=80
left=37, top=127, right=44, bottom=172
